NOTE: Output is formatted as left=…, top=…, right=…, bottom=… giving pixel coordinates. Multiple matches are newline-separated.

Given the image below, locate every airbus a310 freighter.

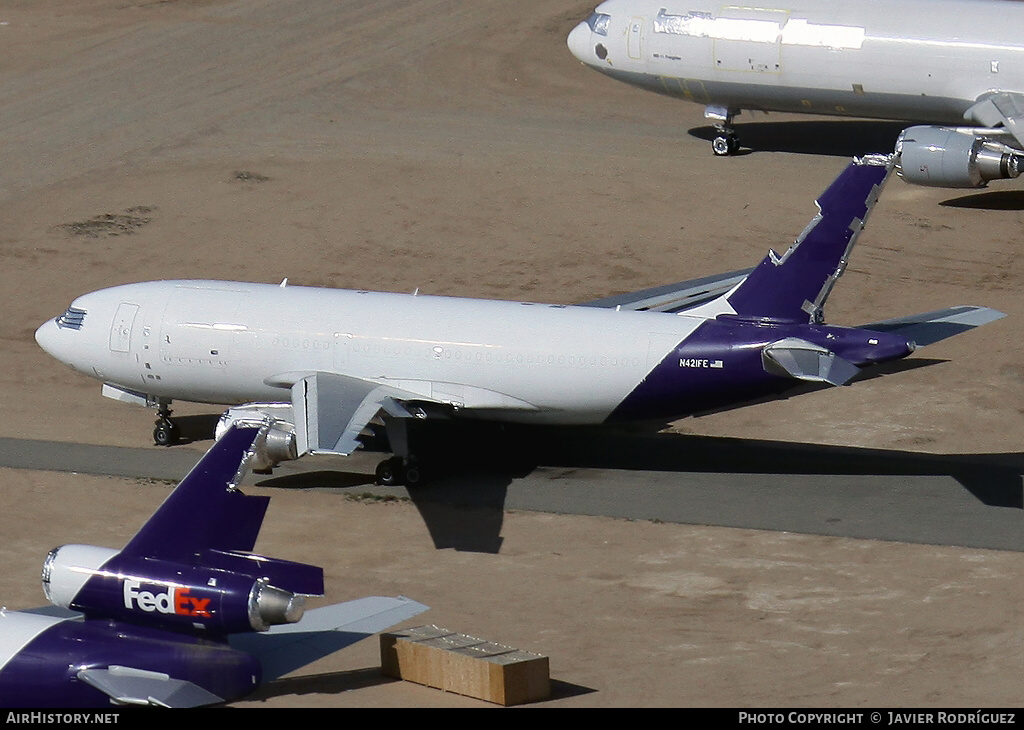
left=0, top=425, right=427, bottom=707
left=36, top=157, right=1002, bottom=486
left=568, top=0, right=1024, bottom=188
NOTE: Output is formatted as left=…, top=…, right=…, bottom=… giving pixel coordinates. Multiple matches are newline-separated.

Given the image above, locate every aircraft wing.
left=229, top=595, right=429, bottom=682
left=965, top=92, right=1024, bottom=149
left=858, top=306, right=1005, bottom=346
left=20, top=605, right=81, bottom=619
left=286, top=372, right=416, bottom=456
left=577, top=269, right=751, bottom=313
left=77, top=665, right=225, bottom=708
left=278, top=370, right=539, bottom=457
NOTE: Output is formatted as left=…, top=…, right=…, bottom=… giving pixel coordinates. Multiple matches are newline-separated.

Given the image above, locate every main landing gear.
left=153, top=400, right=180, bottom=447
left=375, top=456, right=423, bottom=487
left=373, top=416, right=426, bottom=487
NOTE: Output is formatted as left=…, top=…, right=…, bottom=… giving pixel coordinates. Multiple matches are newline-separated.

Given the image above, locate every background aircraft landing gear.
left=375, top=456, right=423, bottom=487
left=153, top=401, right=179, bottom=447
left=705, top=105, right=740, bottom=156
left=712, top=129, right=740, bottom=156
left=373, top=415, right=426, bottom=487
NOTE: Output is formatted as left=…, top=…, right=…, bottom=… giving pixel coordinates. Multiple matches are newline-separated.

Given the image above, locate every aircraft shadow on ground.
left=688, top=119, right=908, bottom=157
left=242, top=666, right=402, bottom=703
left=259, top=464, right=510, bottom=554
left=247, top=667, right=595, bottom=705
left=168, top=413, right=221, bottom=444
left=940, top=190, right=1024, bottom=211
left=257, top=419, right=1024, bottom=554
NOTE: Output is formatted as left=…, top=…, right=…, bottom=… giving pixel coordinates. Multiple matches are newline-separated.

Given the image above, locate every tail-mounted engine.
left=216, top=403, right=297, bottom=472
left=42, top=543, right=319, bottom=634
left=895, top=125, right=1023, bottom=188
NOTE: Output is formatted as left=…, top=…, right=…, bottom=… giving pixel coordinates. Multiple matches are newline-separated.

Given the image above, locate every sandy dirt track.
left=0, top=0, right=1023, bottom=707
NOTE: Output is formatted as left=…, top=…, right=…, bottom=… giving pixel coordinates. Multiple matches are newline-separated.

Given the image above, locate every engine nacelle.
left=42, top=544, right=307, bottom=634
left=216, top=403, right=297, bottom=471
left=895, top=125, right=1023, bottom=188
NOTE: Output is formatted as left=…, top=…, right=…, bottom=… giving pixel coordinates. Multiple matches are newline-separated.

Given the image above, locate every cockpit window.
left=587, top=12, right=611, bottom=36
left=56, top=306, right=86, bottom=330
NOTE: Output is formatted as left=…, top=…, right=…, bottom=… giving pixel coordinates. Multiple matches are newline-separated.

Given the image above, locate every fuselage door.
left=628, top=16, right=644, bottom=60
left=109, top=303, right=139, bottom=353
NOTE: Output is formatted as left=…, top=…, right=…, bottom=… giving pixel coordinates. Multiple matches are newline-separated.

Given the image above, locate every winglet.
left=119, top=426, right=269, bottom=562
left=726, top=155, right=893, bottom=323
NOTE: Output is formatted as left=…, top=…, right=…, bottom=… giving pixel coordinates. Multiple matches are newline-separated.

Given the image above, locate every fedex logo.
left=123, top=579, right=212, bottom=618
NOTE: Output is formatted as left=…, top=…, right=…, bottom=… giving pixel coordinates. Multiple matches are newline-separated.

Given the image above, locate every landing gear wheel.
left=375, top=456, right=405, bottom=487
left=153, top=418, right=179, bottom=447
left=712, top=133, right=740, bottom=156
left=375, top=456, right=425, bottom=487
left=403, top=458, right=422, bottom=487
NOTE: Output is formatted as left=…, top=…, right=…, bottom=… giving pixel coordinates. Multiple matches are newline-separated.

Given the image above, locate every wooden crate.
left=381, top=625, right=550, bottom=705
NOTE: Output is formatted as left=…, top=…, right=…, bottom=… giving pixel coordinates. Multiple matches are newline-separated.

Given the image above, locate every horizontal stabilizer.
left=762, top=338, right=859, bottom=386
left=77, top=665, right=224, bottom=708
left=230, top=596, right=429, bottom=681
left=859, top=306, right=1005, bottom=346
left=578, top=269, right=751, bottom=313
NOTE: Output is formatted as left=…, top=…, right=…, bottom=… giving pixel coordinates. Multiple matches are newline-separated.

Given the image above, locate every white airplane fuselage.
left=568, top=0, right=1024, bottom=123
left=35, top=280, right=707, bottom=425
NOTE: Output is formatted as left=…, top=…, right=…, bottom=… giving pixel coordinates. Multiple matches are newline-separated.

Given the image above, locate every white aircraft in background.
left=568, top=0, right=1024, bottom=188
left=36, top=158, right=1002, bottom=486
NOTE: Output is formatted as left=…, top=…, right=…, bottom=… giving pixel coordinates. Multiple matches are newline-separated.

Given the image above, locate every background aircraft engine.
left=216, top=403, right=297, bottom=471
left=895, top=125, right=1024, bottom=188
left=42, top=544, right=306, bottom=634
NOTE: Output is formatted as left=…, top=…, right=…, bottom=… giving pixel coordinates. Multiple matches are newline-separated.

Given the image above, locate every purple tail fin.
left=726, top=155, right=892, bottom=323
left=119, top=426, right=269, bottom=562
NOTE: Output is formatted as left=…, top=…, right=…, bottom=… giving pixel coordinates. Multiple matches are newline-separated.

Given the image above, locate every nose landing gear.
left=705, top=105, right=741, bottom=156
left=712, top=129, right=740, bottom=156
left=153, top=401, right=179, bottom=446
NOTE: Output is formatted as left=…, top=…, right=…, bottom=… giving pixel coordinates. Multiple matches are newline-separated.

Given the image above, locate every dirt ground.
left=1, top=0, right=1023, bottom=707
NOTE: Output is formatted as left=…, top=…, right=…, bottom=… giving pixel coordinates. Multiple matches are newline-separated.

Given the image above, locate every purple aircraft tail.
left=120, top=426, right=269, bottom=562
left=725, top=155, right=893, bottom=323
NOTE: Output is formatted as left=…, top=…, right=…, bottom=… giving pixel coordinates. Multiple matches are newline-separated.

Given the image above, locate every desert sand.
left=1, top=0, right=1023, bottom=707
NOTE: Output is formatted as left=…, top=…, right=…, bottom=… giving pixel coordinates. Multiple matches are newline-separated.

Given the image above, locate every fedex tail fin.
left=725, top=155, right=893, bottom=323
left=119, top=425, right=269, bottom=562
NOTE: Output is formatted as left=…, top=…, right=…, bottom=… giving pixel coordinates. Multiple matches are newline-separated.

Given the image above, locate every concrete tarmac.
left=4, top=432, right=1021, bottom=552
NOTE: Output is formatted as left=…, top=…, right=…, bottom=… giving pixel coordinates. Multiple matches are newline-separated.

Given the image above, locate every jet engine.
left=895, top=125, right=1024, bottom=188
left=42, top=544, right=308, bottom=634
left=216, top=403, right=298, bottom=472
